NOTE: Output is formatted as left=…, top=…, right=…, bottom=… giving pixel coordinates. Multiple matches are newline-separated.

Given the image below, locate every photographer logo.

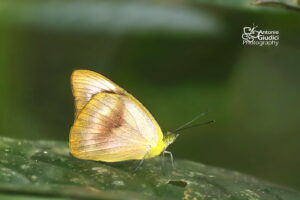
left=242, top=25, right=279, bottom=46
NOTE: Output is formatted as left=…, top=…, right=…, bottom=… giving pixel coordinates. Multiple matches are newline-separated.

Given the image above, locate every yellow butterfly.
left=69, top=70, right=177, bottom=163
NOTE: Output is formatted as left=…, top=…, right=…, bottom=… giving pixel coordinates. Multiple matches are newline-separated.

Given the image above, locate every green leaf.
left=0, top=1, right=222, bottom=36
left=194, top=0, right=255, bottom=9
left=193, top=0, right=300, bottom=12
left=0, top=137, right=299, bottom=200
left=251, top=0, right=300, bottom=12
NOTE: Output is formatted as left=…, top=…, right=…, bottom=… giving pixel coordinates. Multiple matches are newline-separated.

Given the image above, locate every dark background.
left=1, top=0, right=300, bottom=191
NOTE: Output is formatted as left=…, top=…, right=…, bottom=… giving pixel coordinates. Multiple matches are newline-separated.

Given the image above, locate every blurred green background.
left=1, top=0, right=300, bottom=191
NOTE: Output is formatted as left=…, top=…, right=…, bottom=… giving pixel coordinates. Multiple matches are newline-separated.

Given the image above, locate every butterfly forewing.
left=71, top=70, right=125, bottom=116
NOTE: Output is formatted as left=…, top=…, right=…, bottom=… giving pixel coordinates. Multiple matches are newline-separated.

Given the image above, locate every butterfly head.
left=163, top=131, right=179, bottom=149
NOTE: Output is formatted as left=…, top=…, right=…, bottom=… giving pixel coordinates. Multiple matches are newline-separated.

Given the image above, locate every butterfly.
left=69, top=69, right=178, bottom=163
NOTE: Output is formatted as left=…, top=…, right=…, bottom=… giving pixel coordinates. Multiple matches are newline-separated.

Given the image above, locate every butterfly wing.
left=70, top=69, right=165, bottom=161
left=70, top=92, right=162, bottom=162
left=71, top=70, right=125, bottom=116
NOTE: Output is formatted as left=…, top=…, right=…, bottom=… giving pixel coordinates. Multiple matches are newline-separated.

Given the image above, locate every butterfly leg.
left=134, top=151, right=149, bottom=171
left=163, top=151, right=175, bottom=168
left=134, top=159, right=144, bottom=171
left=161, top=151, right=166, bottom=168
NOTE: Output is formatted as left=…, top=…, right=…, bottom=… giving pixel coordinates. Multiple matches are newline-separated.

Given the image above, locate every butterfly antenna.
left=174, top=120, right=215, bottom=133
left=173, top=112, right=206, bottom=133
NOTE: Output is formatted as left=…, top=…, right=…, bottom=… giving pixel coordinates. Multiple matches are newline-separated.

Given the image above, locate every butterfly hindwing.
left=70, top=92, right=157, bottom=162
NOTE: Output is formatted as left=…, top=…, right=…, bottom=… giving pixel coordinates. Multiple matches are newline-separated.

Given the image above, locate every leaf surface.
left=0, top=137, right=299, bottom=200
